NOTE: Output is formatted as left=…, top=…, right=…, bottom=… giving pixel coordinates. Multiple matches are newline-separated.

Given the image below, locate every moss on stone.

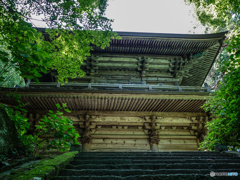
left=23, top=165, right=56, bottom=180
left=0, top=151, right=79, bottom=180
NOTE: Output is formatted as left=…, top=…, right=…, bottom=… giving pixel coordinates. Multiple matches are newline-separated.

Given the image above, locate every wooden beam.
left=26, top=110, right=207, bottom=117
left=91, top=135, right=149, bottom=139
left=92, top=139, right=149, bottom=144
left=159, top=139, right=197, bottom=144
left=158, top=135, right=197, bottom=139
left=158, top=144, right=198, bottom=149
left=91, top=144, right=150, bottom=149
left=92, top=53, right=182, bottom=58
left=11, top=88, right=209, bottom=99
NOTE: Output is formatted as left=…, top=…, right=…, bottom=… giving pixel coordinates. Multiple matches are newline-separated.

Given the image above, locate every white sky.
left=30, top=0, right=206, bottom=34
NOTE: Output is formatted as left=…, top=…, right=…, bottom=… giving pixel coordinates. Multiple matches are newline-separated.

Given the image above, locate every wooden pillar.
left=150, top=144, right=159, bottom=152
left=148, top=116, right=159, bottom=152
left=81, top=115, right=95, bottom=152
left=82, top=143, right=91, bottom=152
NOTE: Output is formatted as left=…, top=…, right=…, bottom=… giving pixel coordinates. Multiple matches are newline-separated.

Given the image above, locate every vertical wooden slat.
left=77, top=96, right=82, bottom=110
left=94, top=97, right=97, bottom=111
left=138, top=99, right=148, bottom=111
left=47, top=97, right=56, bottom=110
left=167, top=99, right=180, bottom=112
left=122, top=98, right=128, bottom=111
left=85, top=96, right=88, bottom=111
left=160, top=100, right=172, bottom=112
left=91, top=97, right=94, bottom=111
left=125, top=98, right=131, bottom=111
left=118, top=98, right=124, bottom=111
left=36, top=96, right=48, bottom=110
left=135, top=98, right=142, bottom=111
left=162, top=100, right=175, bottom=112
left=81, top=96, right=85, bottom=110
left=24, top=96, right=39, bottom=110
left=145, top=99, right=155, bottom=111
left=172, top=100, right=186, bottom=112
left=152, top=99, right=163, bottom=112
left=66, top=97, right=74, bottom=110
left=101, top=97, right=104, bottom=111
left=74, top=96, right=79, bottom=110
left=156, top=99, right=168, bottom=112
left=98, top=97, right=101, bottom=111
left=109, top=97, right=114, bottom=111
left=130, top=98, right=138, bottom=111
left=41, top=96, right=51, bottom=110
left=148, top=99, right=158, bottom=111
left=88, top=97, right=91, bottom=111
left=105, top=97, right=109, bottom=111
left=113, top=98, right=118, bottom=111
left=180, top=100, right=195, bottom=112
left=190, top=100, right=204, bottom=112
left=142, top=99, right=153, bottom=111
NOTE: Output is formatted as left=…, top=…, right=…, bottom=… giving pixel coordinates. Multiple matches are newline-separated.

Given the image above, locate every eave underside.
left=0, top=88, right=209, bottom=152
left=0, top=89, right=207, bottom=113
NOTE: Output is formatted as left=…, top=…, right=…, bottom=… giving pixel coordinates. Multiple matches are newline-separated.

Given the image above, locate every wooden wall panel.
left=90, top=143, right=150, bottom=152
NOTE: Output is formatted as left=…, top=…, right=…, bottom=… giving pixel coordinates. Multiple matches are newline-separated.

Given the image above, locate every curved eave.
left=35, top=28, right=227, bottom=40
left=115, top=31, right=228, bottom=40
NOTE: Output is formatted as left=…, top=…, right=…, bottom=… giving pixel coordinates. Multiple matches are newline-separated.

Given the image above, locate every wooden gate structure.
left=0, top=29, right=227, bottom=152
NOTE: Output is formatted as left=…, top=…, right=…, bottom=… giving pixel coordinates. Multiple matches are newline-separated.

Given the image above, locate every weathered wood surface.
left=90, top=149, right=151, bottom=152
left=158, top=149, right=198, bottom=152
left=26, top=111, right=207, bottom=117
left=94, top=129, right=146, bottom=135
left=158, top=130, right=191, bottom=135
left=91, top=143, right=150, bottom=150
left=29, top=82, right=207, bottom=91
left=159, top=135, right=196, bottom=139
left=158, top=139, right=197, bottom=144
left=91, top=135, right=149, bottom=139
left=158, top=144, right=198, bottom=149
left=92, top=139, right=149, bottom=144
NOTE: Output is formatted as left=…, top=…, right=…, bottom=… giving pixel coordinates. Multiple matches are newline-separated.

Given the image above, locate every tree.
left=185, top=0, right=240, bottom=151
left=0, top=44, right=25, bottom=88
left=0, top=0, right=119, bottom=158
left=0, top=0, right=119, bottom=86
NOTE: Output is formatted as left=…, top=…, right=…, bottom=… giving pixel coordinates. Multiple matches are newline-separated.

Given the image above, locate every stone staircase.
left=51, top=151, right=240, bottom=180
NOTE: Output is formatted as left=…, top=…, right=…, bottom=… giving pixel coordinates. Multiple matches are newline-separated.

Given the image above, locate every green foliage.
left=0, top=93, right=80, bottom=157
left=0, top=93, right=35, bottom=156
left=32, top=103, right=80, bottom=156
left=185, top=0, right=240, bottom=151
left=184, top=0, right=239, bottom=32
left=0, top=0, right=120, bottom=86
left=0, top=40, right=25, bottom=87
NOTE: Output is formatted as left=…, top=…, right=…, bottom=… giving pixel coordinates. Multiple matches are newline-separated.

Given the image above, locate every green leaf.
left=56, top=103, right=61, bottom=109
left=38, top=50, right=48, bottom=58
left=15, top=43, right=25, bottom=51
left=34, top=71, right=42, bottom=77
left=41, top=67, right=47, bottom=74
left=64, top=109, right=71, bottom=113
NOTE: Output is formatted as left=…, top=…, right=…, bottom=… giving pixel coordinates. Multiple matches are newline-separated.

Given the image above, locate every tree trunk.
left=0, top=106, right=26, bottom=157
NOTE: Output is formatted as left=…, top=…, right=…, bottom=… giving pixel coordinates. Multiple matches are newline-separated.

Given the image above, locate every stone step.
left=65, top=163, right=240, bottom=170
left=75, top=152, right=228, bottom=157
left=57, top=169, right=240, bottom=176
left=51, top=174, right=237, bottom=180
left=70, top=159, right=240, bottom=165
left=73, top=155, right=237, bottom=160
